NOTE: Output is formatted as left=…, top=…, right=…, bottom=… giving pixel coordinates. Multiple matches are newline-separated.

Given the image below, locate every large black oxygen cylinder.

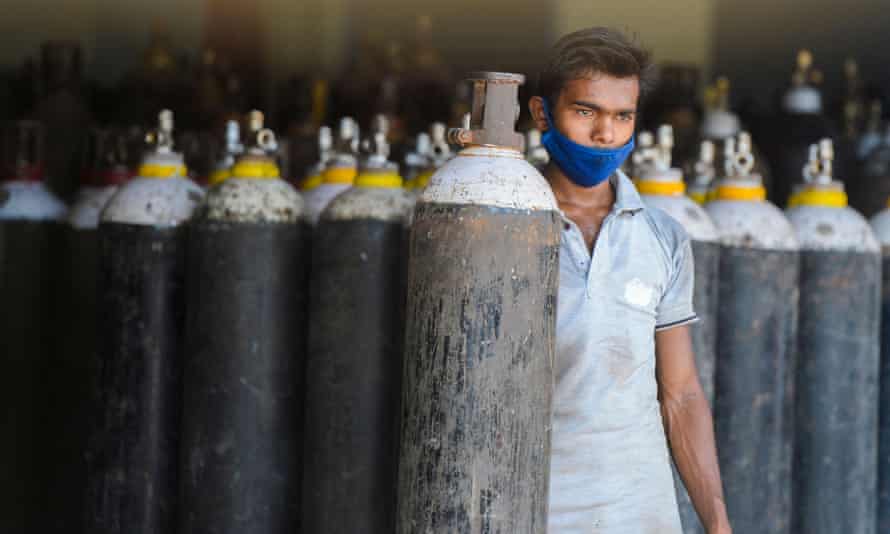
left=762, top=53, right=840, bottom=207
left=52, top=128, right=132, bottom=534
left=637, top=155, right=720, bottom=534
left=870, top=207, right=890, bottom=532
left=302, top=126, right=414, bottom=533
left=856, top=130, right=890, bottom=218
left=787, top=173, right=880, bottom=534
left=396, top=72, right=560, bottom=534
left=179, top=125, right=309, bottom=534
left=85, top=111, right=203, bottom=534
left=705, top=152, right=800, bottom=533
left=0, top=120, right=68, bottom=534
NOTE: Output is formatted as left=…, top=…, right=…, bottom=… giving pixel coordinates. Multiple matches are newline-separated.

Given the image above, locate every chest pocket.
left=618, top=277, right=658, bottom=316
left=609, top=277, right=658, bottom=330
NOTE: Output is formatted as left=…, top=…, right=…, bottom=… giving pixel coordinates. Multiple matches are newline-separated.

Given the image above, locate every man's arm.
left=655, top=325, right=731, bottom=534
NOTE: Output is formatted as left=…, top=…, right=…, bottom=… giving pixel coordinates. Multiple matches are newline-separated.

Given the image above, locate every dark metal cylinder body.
left=180, top=220, right=309, bottom=534
left=689, top=241, right=720, bottom=404
left=85, top=223, right=188, bottom=534
left=0, top=220, right=63, bottom=533
left=397, top=203, right=559, bottom=534
left=879, top=252, right=890, bottom=533
left=47, top=227, right=101, bottom=534
left=674, top=239, right=720, bottom=534
left=302, top=219, right=407, bottom=533
left=793, top=250, right=880, bottom=534
left=713, top=247, right=799, bottom=534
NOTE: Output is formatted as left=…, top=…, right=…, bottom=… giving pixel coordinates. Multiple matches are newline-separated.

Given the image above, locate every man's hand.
left=655, top=325, right=732, bottom=533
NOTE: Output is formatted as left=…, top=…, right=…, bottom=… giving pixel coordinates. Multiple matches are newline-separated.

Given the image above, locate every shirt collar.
left=554, top=170, right=645, bottom=224
left=611, top=170, right=645, bottom=214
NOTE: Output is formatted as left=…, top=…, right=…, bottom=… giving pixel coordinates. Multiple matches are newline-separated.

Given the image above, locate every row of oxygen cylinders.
left=0, top=70, right=556, bottom=534
left=632, top=124, right=888, bottom=534
left=2, top=73, right=888, bottom=534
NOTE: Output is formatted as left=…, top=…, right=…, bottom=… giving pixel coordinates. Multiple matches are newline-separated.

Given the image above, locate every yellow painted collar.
left=355, top=171, right=403, bottom=188
left=788, top=186, right=847, bottom=208
left=230, top=159, right=280, bottom=179
left=636, top=179, right=686, bottom=196
left=301, top=173, right=323, bottom=191
left=323, top=166, right=357, bottom=184
left=138, top=162, right=188, bottom=179
left=713, top=183, right=766, bottom=202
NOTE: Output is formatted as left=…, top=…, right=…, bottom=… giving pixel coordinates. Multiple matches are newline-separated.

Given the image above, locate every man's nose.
left=591, top=116, right=615, bottom=146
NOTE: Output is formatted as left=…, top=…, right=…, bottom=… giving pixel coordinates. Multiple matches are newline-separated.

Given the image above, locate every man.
left=528, top=28, right=732, bottom=533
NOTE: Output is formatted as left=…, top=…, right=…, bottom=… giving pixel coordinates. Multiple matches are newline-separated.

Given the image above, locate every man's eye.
left=576, top=109, right=593, bottom=117
left=618, top=113, right=634, bottom=122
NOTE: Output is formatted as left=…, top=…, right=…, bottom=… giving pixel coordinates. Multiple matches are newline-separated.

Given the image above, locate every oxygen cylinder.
left=179, top=110, right=307, bottom=534
left=57, top=127, right=133, bottom=534
left=705, top=132, right=799, bottom=534
left=410, top=122, right=451, bottom=195
left=403, top=131, right=431, bottom=190
left=869, top=201, right=890, bottom=533
left=300, top=125, right=333, bottom=192
left=0, top=120, right=67, bottom=534
left=636, top=125, right=720, bottom=534
left=701, top=78, right=740, bottom=142
left=525, top=128, right=549, bottom=170
left=206, top=119, right=244, bottom=187
left=855, top=123, right=890, bottom=218
left=302, top=114, right=414, bottom=533
left=787, top=140, right=880, bottom=534
left=397, top=72, right=559, bottom=533
left=303, top=117, right=359, bottom=224
left=688, top=140, right=715, bottom=204
left=86, top=110, right=203, bottom=534
left=858, top=100, right=883, bottom=162
left=765, top=50, right=838, bottom=208
left=697, top=78, right=771, bottom=191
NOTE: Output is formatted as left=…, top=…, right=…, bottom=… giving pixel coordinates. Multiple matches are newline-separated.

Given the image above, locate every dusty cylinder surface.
left=396, top=74, right=560, bottom=533
left=302, top=185, right=413, bottom=533
left=397, top=188, right=560, bottom=534
left=85, top=173, right=202, bottom=534
left=879, top=249, right=890, bottom=533
left=0, top=219, right=64, bottom=533
left=873, top=209, right=890, bottom=533
left=87, top=223, right=189, bottom=534
left=789, top=204, right=880, bottom=534
left=793, top=250, right=879, bottom=534
left=676, top=238, right=719, bottom=534
left=707, top=195, right=799, bottom=534
left=640, top=183, right=720, bottom=534
left=50, top=182, right=121, bottom=534
left=179, top=176, right=308, bottom=534
left=0, top=173, right=68, bottom=534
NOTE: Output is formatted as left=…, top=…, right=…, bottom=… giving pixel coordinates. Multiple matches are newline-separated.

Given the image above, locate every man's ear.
left=528, top=96, right=549, bottom=132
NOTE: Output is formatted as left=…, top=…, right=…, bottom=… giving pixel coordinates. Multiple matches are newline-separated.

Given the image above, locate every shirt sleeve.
left=655, top=236, right=697, bottom=331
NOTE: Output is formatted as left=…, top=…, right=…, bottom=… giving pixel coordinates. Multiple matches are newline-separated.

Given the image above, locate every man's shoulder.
left=637, top=205, right=691, bottom=258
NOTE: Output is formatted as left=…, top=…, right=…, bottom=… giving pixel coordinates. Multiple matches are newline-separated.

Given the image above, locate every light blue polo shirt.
left=548, top=171, right=696, bottom=534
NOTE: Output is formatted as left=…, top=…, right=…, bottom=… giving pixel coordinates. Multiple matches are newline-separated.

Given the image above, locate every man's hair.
left=537, top=27, right=656, bottom=106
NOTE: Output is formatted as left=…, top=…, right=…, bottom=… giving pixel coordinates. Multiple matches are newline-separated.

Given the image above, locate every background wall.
left=0, top=0, right=716, bottom=86
left=0, top=0, right=203, bottom=85
left=552, top=0, right=716, bottom=81
left=2, top=0, right=890, bottom=114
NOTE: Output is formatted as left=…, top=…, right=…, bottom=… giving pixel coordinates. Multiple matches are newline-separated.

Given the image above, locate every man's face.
left=531, top=74, right=639, bottom=149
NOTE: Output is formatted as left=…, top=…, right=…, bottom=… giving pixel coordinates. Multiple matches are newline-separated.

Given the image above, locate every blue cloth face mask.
left=541, top=99, right=635, bottom=188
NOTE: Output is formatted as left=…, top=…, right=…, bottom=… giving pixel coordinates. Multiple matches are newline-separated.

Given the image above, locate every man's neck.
left=544, top=163, right=615, bottom=214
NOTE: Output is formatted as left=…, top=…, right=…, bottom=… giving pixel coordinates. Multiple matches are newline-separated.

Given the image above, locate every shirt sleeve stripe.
left=655, top=314, right=699, bottom=331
